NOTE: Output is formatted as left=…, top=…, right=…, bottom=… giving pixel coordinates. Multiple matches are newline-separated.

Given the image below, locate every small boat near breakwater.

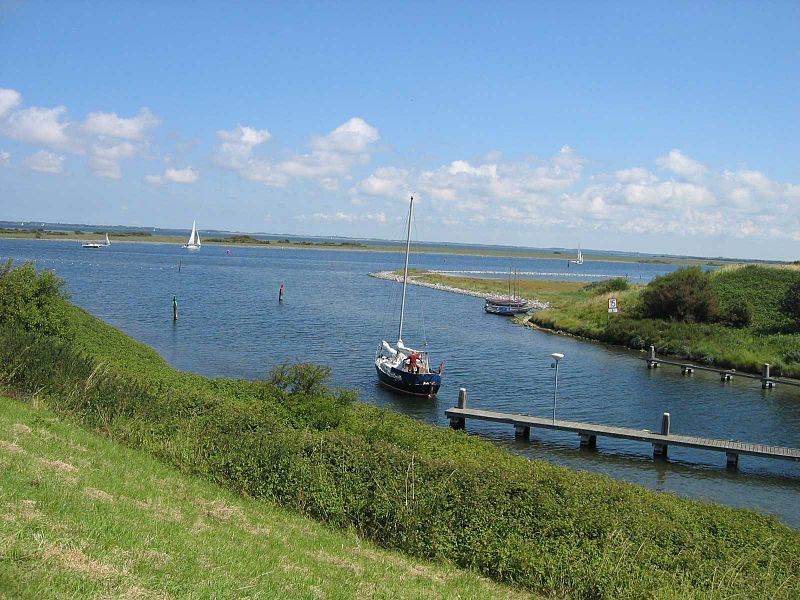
left=369, top=270, right=549, bottom=311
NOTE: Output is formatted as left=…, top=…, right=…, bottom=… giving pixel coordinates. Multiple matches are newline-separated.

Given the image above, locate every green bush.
left=721, top=301, right=753, bottom=328
left=0, top=259, right=70, bottom=338
left=583, top=278, right=630, bottom=295
left=781, top=280, right=800, bottom=329
left=640, top=267, right=719, bottom=323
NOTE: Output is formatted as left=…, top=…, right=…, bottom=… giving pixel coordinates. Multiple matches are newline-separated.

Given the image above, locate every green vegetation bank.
left=1, top=261, right=799, bottom=598
left=414, top=265, right=800, bottom=378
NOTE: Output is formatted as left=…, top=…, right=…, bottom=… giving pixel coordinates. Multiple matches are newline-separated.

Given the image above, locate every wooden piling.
left=172, top=295, right=178, bottom=321
left=579, top=432, right=597, bottom=448
left=762, top=363, right=774, bottom=389
left=450, top=388, right=468, bottom=430
left=726, top=452, right=739, bottom=469
left=653, top=412, right=670, bottom=458
left=514, top=424, right=530, bottom=440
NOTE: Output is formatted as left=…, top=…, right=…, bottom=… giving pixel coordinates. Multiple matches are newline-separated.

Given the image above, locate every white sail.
left=184, top=221, right=201, bottom=248
left=105, top=233, right=110, bottom=246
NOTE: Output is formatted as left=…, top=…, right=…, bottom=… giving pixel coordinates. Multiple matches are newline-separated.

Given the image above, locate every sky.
left=0, top=1, right=798, bottom=260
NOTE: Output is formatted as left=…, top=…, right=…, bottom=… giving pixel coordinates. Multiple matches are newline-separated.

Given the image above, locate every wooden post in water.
left=172, top=295, right=178, bottom=321
left=579, top=432, right=597, bottom=448
left=449, top=388, right=467, bottom=430
left=726, top=452, right=739, bottom=469
left=278, top=283, right=284, bottom=303
left=647, top=345, right=659, bottom=368
left=653, top=412, right=670, bottom=458
left=762, top=363, right=774, bottom=389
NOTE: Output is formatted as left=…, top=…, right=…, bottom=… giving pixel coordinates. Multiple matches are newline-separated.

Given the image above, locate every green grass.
left=0, top=394, right=526, bottom=599
left=413, top=267, right=800, bottom=378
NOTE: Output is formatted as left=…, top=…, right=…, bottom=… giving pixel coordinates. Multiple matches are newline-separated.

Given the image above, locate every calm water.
left=4, top=239, right=800, bottom=528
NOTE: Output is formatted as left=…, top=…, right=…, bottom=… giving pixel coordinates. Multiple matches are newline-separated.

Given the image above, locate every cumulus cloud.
left=217, top=117, right=380, bottom=189
left=300, top=211, right=388, bottom=224
left=351, top=148, right=800, bottom=241
left=215, top=125, right=271, bottom=169
left=81, top=108, right=159, bottom=140
left=24, top=150, right=64, bottom=174
left=0, top=87, right=159, bottom=178
left=144, top=166, right=199, bottom=185
left=656, top=149, right=707, bottom=181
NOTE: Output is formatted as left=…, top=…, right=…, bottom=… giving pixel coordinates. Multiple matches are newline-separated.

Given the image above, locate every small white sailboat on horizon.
left=569, top=246, right=584, bottom=265
left=183, top=221, right=201, bottom=250
left=82, top=233, right=110, bottom=249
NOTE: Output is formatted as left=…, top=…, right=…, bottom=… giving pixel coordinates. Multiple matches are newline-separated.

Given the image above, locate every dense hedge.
left=1, top=265, right=799, bottom=598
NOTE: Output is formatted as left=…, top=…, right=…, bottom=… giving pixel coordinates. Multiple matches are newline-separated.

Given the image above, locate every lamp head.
left=550, top=353, right=564, bottom=362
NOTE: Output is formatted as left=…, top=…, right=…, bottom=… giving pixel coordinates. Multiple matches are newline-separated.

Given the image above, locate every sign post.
left=608, top=297, right=618, bottom=313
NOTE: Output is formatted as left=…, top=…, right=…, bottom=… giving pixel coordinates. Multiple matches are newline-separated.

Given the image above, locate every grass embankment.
left=0, top=395, right=519, bottom=599
left=414, top=266, right=800, bottom=378
left=1, top=262, right=799, bottom=598
left=0, top=227, right=744, bottom=264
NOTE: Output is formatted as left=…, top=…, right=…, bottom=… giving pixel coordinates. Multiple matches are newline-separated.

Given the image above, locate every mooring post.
left=172, top=295, right=178, bottom=321
left=726, top=452, right=739, bottom=469
left=762, top=363, right=774, bottom=389
left=579, top=432, right=597, bottom=448
left=647, top=345, right=657, bottom=368
left=278, top=283, right=284, bottom=303
left=514, top=424, right=530, bottom=440
left=653, top=412, right=670, bottom=458
left=449, top=388, right=467, bottom=430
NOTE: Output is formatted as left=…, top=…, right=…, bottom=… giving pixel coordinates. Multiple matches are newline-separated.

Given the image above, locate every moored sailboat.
left=374, top=196, right=442, bottom=398
left=81, top=233, right=111, bottom=248
left=183, top=221, right=201, bottom=250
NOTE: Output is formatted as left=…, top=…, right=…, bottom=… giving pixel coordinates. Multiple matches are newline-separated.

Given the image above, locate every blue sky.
left=1, top=1, right=798, bottom=259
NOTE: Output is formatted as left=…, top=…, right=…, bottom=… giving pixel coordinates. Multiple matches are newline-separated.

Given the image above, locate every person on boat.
left=407, top=352, right=420, bottom=374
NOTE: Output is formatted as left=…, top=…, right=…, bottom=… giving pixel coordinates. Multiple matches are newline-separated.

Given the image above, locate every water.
left=4, top=239, right=800, bottom=528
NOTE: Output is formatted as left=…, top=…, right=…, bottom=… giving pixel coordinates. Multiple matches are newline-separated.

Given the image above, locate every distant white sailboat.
left=82, top=232, right=111, bottom=249
left=569, top=247, right=584, bottom=265
left=183, top=221, right=201, bottom=250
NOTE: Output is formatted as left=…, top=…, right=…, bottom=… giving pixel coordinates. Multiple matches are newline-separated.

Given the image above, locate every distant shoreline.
left=0, top=231, right=753, bottom=266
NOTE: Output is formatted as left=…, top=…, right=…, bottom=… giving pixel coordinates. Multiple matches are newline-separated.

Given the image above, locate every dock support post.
left=653, top=412, right=670, bottom=458
left=579, top=432, right=597, bottom=448
left=647, top=345, right=659, bottom=368
left=762, top=363, right=774, bottom=389
left=514, top=424, right=530, bottom=440
left=726, top=452, right=739, bottom=469
left=449, top=388, right=467, bottom=430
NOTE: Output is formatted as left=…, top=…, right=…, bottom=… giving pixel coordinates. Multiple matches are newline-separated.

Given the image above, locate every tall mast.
left=398, top=196, right=414, bottom=344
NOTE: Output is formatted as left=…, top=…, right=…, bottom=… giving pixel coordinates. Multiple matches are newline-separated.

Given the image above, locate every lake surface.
left=4, top=238, right=800, bottom=529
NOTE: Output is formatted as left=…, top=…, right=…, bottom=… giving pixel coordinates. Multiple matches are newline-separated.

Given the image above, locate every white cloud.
left=217, top=117, right=380, bottom=189
left=82, top=108, right=159, bottom=140
left=0, top=89, right=21, bottom=118
left=144, top=166, right=199, bottom=185
left=89, top=141, right=137, bottom=179
left=656, top=149, right=707, bottom=181
left=0, top=150, right=9, bottom=166
left=301, top=211, right=387, bottom=224
left=615, top=167, right=656, bottom=184
left=24, top=150, right=64, bottom=174
left=3, top=105, right=70, bottom=148
left=215, top=125, right=271, bottom=169
left=0, top=88, right=160, bottom=178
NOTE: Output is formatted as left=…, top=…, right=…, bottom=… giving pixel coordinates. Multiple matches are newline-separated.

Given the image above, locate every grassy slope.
left=6, top=303, right=794, bottom=599
left=414, top=267, right=800, bottom=377
left=0, top=395, right=526, bottom=600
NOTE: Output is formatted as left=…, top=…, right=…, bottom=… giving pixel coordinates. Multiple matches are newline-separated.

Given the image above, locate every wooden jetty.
left=446, top=389, right=800, bottom=469
left=643, top=346, right=800, bottom=390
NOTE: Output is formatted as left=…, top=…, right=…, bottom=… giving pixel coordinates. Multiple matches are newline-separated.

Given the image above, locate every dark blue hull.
left=375, top=365, right=441, bottom=397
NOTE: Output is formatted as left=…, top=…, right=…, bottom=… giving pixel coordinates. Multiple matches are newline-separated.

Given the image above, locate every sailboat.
left=82, top=233, right=111, bottom=248
left=375, top=196, right=442, bottom=398
left=569, top=247, right=584, bottom=265
left=485, top=268, right=530, bottom=315
left=183, top=221, right=201, bottom=250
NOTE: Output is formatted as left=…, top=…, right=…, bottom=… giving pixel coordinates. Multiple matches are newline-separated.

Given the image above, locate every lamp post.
left=550, top=353, right=564, bottom=422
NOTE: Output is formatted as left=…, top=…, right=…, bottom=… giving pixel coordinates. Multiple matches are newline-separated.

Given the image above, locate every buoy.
left=278, top=283, right=284, bottom=303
